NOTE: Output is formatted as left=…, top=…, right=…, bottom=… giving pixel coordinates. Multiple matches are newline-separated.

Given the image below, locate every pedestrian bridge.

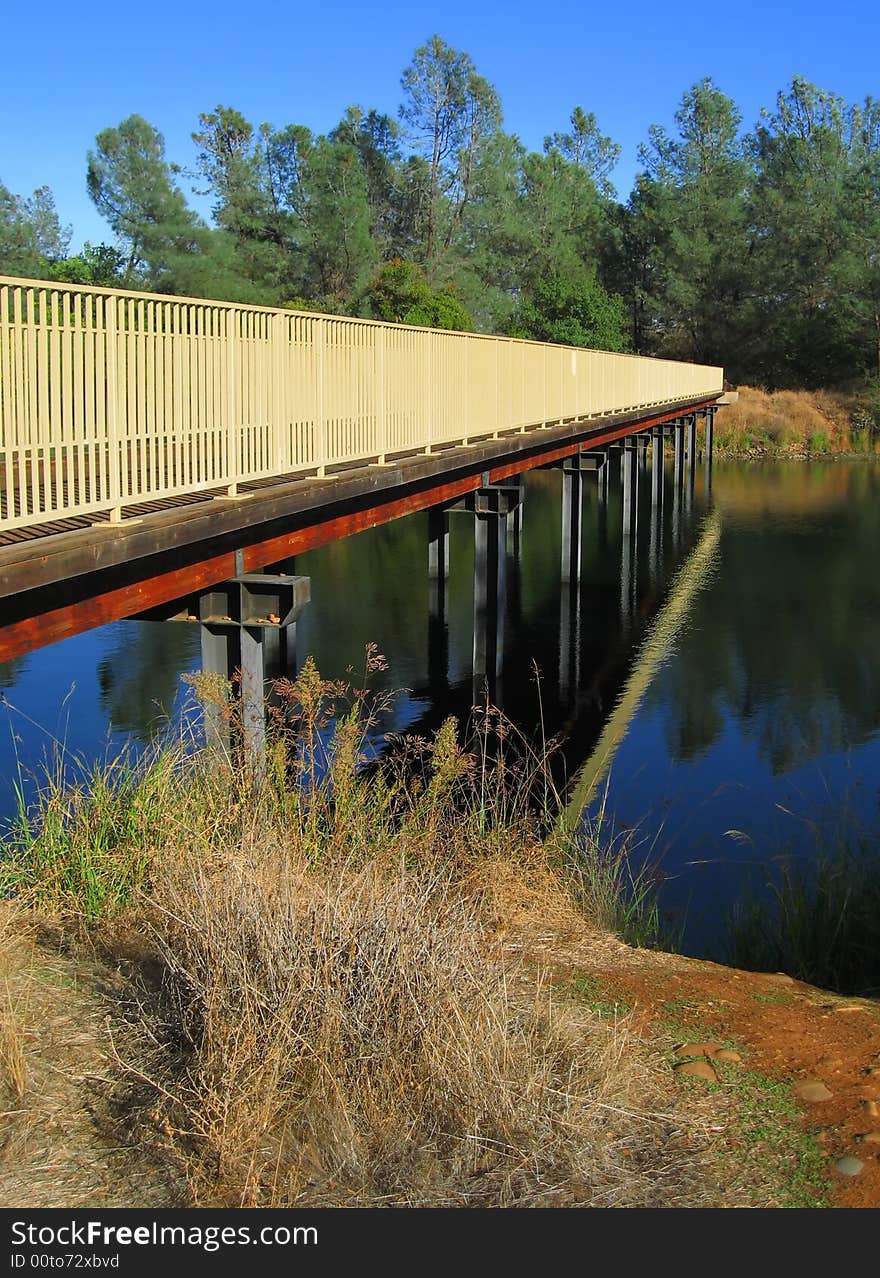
left=1, top=275, right=721, bottom=532
left=0, top=275, right=723, bottom=664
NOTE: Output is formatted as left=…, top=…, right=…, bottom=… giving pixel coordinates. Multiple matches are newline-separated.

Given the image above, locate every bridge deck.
left=0, top=395, right=718, bottom=665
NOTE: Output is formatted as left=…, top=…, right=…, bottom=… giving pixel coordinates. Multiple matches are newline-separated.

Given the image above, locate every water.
left=2, top=459, right=879, bottom=960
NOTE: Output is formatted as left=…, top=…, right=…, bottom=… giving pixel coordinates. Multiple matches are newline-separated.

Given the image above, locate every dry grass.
left=2, top=659, right=729, bottom=1208
left=715, top=387, right=859, bottom=455
left=0, top=913, right=27, bottom=1102
left=0, top=904, right=183, bottom=1209
left=129, top=835, right=710, bottom=1208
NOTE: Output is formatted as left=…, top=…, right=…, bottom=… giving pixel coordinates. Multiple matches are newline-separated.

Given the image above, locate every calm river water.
left=2, top=459, right=879, bottom=959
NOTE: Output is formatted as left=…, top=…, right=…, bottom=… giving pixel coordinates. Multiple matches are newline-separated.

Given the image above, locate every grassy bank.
left=713, top=385, right=880, bottom=457
left=1, top=661, right=704, bottom=1208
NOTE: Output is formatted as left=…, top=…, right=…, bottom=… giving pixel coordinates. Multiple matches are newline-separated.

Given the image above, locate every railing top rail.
left=0, top=273, right=723, bottom=376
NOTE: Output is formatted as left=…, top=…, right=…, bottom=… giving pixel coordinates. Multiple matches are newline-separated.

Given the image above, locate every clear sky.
left=3, top=0, right=878, bottom=250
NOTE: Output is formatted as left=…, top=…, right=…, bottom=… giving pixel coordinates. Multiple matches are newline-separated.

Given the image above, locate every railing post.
left=272, top=312, right=288, bottom=474
left=105, top=293, right=123, bottom=522
left=226, top=307, right=239, bottom=496
left=315, top=320, right=326, bottom=477
left=377, top=326, right=387, bottom=464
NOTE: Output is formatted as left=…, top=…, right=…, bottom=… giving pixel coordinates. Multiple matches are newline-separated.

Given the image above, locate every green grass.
left=715, top=1064, right=830, bottom=1209
left=725, top=815, right=880, bottom=997
left=1, top=742, right=182, bottom=919
left=566, top=974, right=634, bottom=1019
left=662, top=1021, right=829, bottom=1208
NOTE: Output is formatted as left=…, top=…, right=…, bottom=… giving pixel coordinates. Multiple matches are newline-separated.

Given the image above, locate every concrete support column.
left=686, top=414, right=697, bottom=508
left=561, top=465, right=583, bottom=586
left=473, top=510, right=506, bottom=699
left=619, top=440, right=637, bottom=629
left=651, top=425, right=664, bottom=509
left=672, top=422, right=684, bottom=547
left=428, top=504, right=450, bottom=625
left=199, top=624, right=265, bottom=762
left=705, top=407, right=715, bottom=492
left=239, top=626, right=267, bottom=761
left=506, top=471, right=524, bottom=554
left=598, top=450, right=610, bottom=508
left=622, top=437, right=638, bottom=540
left=674, top=420, right=685, bottom=495
left=428, top=505, right=450, bottom=582
left=199, top=625, right=233, bottom=754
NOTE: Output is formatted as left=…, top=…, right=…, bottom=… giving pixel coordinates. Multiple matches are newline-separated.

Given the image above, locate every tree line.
left=2, top=35, right=878, bottom=388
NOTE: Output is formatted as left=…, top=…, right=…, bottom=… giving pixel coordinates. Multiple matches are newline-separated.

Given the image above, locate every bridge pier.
left=705, top=407, right=715, bottom=492
left=560, top=461, right=583, bottom=586
left=686, top=414, right=697, bottom=510
left=621, top=436, right=639, bottom=540
left=598, top=449, right=610, bottom=507
left=146, top=574, right=311, bottom=759
left=673, top=419, right=685, bottom=495
left=473, top=509, right=506, bottom=700
left=428, top=505, right=451, bottom=622
left=450, top=485, right=522, bottom=703
left=651, top=426, right=664, bottom=509
left=620, top=439, right=639, bottom=629
left=506, top=471, right=524, bottom=555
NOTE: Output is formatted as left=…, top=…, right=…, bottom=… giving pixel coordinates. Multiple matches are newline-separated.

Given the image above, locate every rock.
left=674, top=1060, right=719, bottom=1083
left=793, top=1080, right=833, bottom=1102
left=713, top=1049, right=743, bottom=1064
left=835, top=1156, right=864, bottom=1177
left=856, top=1132, right=880, bottom=1144
left=674, top=1042, right=721, bottom=1059
left=862, top=1101, right=880, bottom=1119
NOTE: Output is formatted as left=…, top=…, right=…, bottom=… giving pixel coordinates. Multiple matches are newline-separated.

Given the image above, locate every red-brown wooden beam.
left=0, top=402, right=713, bottom=664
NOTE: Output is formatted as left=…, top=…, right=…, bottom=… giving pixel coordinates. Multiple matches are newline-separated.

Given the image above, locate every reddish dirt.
left=523, top=926, right=880, bottom=1208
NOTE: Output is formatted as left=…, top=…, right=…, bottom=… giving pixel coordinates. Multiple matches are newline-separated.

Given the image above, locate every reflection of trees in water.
left=648, top=476, right=880, bottom=773
left=295, top=516, right=433, bottom=687
left=0, top=657, right=26, bottom=690
left=97, top=622, right=200, bottom=741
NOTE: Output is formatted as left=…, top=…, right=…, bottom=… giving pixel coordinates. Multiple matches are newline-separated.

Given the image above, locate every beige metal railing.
left=0, top=275, right=723, bottom=531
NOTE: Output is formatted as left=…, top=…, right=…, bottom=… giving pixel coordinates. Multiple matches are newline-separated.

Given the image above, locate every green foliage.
left=399, top=34, right=502, bottom=262
left=0, top=45, right=869, bottom=386
left=0, top=181, right=70, bottom=278
left=511, top=270, right=629, bottom=351
left=367, top=259, right=473, bottom=331
left=50, top=242, right=125, bottom=287
left=1, top=744, right=179, bottom=919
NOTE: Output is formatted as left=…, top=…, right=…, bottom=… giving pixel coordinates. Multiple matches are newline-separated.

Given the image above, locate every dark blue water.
left=2, top=459, right=879, bottom=960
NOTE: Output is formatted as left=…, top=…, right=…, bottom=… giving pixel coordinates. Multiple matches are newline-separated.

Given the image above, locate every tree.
left=88, top=115, right=205, bottom=286
left=89, top=114, right=257, bottom=300
left=399, top=35, right=501, bottom=263
left=509, top=269, right=628, bottom=351
left=331, top=106, right=405, bottom=255
left=51, top=242, right=125, bottom=287
left=749, top=78, right=879, bottom=384
left=367, top=259, right=473, bottom=330
left=544, top=106, right=621, bottom=198
left=0, top=181, right=70, bottom=277
left=628, top=80, right=751, bottom=371
left=191, top=106, right=291, bottom=297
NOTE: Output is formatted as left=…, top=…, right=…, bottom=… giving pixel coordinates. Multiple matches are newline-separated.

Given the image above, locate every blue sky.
left=3, top=0, right=877, bottom=250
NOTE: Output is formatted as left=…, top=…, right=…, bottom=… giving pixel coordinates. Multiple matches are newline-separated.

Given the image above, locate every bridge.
left=0, top=275, right=724, bottom=681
